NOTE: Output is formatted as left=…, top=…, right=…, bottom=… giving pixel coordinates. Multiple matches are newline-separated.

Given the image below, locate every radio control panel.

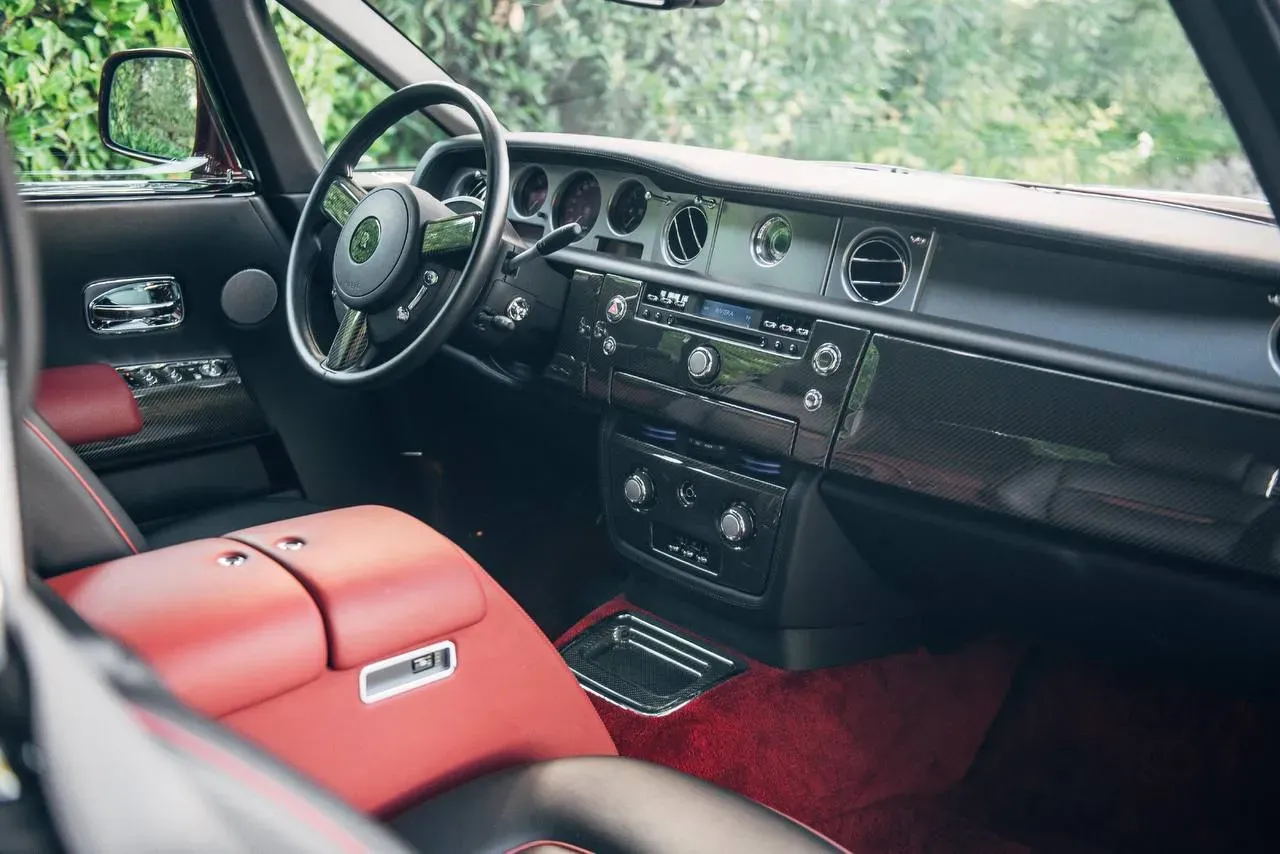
left=637, top=284, right=815, bottom=356
left=577, top=271, right=869, bottom=466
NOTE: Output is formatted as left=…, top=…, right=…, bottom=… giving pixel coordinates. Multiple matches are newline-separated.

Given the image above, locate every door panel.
left=27, top=194, right=405, bottom=528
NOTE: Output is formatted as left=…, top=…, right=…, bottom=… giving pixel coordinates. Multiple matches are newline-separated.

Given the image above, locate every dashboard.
left=438, top=141, right=1280, bottom=392
left=419, top=132, right=1280, bottom=661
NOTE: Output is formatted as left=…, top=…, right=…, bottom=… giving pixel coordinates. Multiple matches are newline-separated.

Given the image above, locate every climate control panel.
left=606, top=431, right=786, bottom=596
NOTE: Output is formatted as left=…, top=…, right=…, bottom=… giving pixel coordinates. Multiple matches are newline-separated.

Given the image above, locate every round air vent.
left=665, top=204, right=709, bottom=265
left=454, top=169, right=488, bottom=201
left=845, top=234, right=908, bottom=304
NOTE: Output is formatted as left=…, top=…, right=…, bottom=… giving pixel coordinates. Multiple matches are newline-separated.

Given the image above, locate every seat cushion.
left=390, top=757, right=846, bottom=854
left=145, top=495, right=326, bottom=550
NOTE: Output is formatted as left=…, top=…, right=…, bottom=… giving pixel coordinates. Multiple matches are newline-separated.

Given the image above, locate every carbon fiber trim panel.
left=831, top=336, right=1280, bottom=576
left=586, top=273, right=868, bottom=465
left=75, top=360, right=269, bottom=468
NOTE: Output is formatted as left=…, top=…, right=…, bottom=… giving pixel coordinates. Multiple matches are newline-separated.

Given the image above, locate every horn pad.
left=332, top=184, right=421, bottom=311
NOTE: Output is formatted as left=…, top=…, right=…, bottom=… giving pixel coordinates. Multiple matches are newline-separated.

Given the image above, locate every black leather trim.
left=391, top=757, right=845, bottom=854
left=18, top=412, right=145, bottom=577
left=144, top=495, right=325, bottom=550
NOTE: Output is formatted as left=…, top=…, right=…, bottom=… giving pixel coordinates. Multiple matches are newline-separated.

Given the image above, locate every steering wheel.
left=286, top=82, right=509, bottom=385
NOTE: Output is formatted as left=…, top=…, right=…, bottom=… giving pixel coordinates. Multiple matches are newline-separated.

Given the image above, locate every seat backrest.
left=17, top=411, right=145, bottom=576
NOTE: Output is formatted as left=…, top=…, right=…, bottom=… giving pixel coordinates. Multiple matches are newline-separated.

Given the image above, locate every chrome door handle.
left=85, top=277, right=184, bottom=334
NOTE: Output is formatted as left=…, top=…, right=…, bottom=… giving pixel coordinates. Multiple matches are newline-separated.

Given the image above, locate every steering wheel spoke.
left=323, top=308, right=371, bottom=371
left=323, top=177, right=367, bottom=227
left=421, top=213, right=479, bottom=261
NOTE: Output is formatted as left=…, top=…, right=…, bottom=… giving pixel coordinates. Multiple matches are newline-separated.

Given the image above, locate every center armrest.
left=47, top=539, right=326, bottom=718
left=51, top=505, right=615, bottom=814
left=228, top=507, right=487, bottom=669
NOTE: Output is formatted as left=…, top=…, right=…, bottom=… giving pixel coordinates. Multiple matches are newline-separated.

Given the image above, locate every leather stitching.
left=24, top=418, right=139, bottom=554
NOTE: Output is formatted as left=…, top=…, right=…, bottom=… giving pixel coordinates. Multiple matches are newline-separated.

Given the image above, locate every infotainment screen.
left=698, top=299, right=758, bottom=329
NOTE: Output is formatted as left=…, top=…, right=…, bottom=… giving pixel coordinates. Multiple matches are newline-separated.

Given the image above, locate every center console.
left=48, top=506, right=616, bottom=814
left=546, top=270, right=920, bottom=667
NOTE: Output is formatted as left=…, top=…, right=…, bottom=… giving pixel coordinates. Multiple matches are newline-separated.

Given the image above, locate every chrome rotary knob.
left=623, top=469, right=654, bottom=509
left=811, top=342, right=842, bottom=377
left=687, top=345, right=721, bottom=382
left=718, top=504, right=755, bottom=545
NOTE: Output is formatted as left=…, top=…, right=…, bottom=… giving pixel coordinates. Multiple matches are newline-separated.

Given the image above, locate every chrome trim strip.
left=358, top=639, right=457, bottom=704
left=571, top=672, right=704, bottom=718
left=19, top=176, right=254, bottom=201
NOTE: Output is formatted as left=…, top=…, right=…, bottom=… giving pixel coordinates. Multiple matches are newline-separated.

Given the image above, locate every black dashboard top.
left=422, top=132, right=1280, bottom=279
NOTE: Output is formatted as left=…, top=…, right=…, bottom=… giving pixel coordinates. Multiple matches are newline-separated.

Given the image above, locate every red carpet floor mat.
left=560, top=600, right=1280, bottom=852
left=558, top=599, right=1025, bottom=849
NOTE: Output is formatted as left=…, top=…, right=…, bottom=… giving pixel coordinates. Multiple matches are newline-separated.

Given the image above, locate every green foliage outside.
left=0, top=0, right=1262, bottom=198
left=369, top=0, right=1257, bottom=196
left=0, top=0, right=189, bottom=177
left=267, top=2, right=445, bottom=167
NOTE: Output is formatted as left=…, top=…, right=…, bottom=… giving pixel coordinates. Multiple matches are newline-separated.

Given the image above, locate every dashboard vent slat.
left=845, top=236, right=908, bottom=304
left=665, top=205, right=709, bottom=265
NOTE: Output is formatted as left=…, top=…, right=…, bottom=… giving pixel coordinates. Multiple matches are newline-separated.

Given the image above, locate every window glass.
left=0, top=0, right=198, bottom=183
left=365, top=0, right=1260, bottom=200
left=268, top=2, right=446, bottom=170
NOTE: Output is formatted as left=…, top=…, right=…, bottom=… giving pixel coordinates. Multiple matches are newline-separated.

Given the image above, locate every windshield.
left=367, top=0, right=1260, bottom=200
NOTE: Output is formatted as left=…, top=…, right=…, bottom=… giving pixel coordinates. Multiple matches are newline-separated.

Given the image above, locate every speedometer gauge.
left=513, top=167, right=548, bottom=217
left=554, top=173, right=601, bottom=233
left=608, top=180, right=648, bottom=234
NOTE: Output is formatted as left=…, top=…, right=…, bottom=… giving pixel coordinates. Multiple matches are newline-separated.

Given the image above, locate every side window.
left=269, top=2, right=447, bottom=170
left=0, top=0, right=230, bottom=185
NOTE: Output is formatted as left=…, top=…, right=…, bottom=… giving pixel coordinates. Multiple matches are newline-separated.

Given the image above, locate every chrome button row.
left=120, top=358, right=230, bottom=390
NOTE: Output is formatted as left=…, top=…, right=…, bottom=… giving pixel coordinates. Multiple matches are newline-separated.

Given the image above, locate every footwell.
left=559, top=600, right=1280, bottom=853
left=558, top=599, right=1025, bottom=850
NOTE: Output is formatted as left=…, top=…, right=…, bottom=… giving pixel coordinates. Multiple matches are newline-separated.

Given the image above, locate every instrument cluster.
left=493, top=166, right=669, bottom=247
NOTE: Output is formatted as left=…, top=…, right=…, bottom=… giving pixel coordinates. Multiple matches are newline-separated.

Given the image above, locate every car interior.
left=6, top=0, right=1280, bottom=851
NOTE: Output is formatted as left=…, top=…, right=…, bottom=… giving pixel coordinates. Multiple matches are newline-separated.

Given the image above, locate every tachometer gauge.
left=608, top=179, right=649, bottom=234
left=554, top=173, right=601, bottom=233
left=513, top=167, right=548, bottom=217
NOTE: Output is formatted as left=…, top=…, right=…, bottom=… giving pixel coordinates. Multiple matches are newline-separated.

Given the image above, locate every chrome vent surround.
left=665, top=204, right=710, bottom=265
left=845, top=235, right=909, bottom=304
left=456, top=169, right=488, bottom=201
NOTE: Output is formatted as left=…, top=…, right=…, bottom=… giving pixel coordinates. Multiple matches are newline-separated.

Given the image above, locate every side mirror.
left=98, top=49, right=201, bottom=165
